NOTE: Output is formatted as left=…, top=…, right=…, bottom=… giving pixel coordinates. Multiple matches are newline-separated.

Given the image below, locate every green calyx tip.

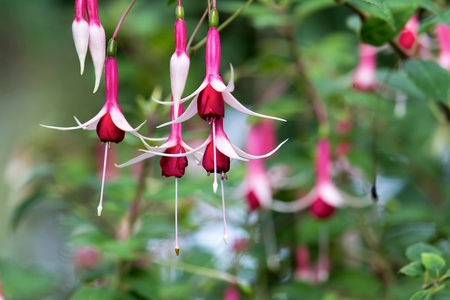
left=209, top=9, right=219, bottom=28
left=176, top=5, right=184, bottom=19
left=107, top=38, right=117, bottom=57
left=318, top=123, right=330, bottom=139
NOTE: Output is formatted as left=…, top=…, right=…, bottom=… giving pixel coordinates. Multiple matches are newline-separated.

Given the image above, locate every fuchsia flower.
left=436, top=24, right=450, bottom=70
left=41, top=50, right=150, bottom=216
left=72, top=0, right=89, bottom=75
left=157, top=26, right=284, bottom=127
left=74, top=246, right=101, bottom=270
left=398, top=14, right=419, bottom=51
left=353, top=43, right=377, bottom=91
left=244, top=121, right=277, bottom=210
left=309, top=139, right=344, bottom=219
left=87, top=0, right=106, bottom=93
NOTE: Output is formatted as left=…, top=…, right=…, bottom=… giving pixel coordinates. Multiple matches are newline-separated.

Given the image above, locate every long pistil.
left=98, top=142, right=109, bottom=216
left=175, top=177, right=180, bottom=256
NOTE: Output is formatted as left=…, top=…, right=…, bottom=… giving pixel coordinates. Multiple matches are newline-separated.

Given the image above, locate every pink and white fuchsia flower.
left=436, top=24, right=450, bottom=70
left=41, top=54, right=154, bottom=216
left=156, top=26, right=285, bottom=127
left=244, top=121, right=277, bottom=211
left=309, top=139, right=344, bottom=219
left=398, top=14, right=419, bottom=51
left=353, top=43, right=378, bottom=91
left=72, top=0, right=89, bottom=75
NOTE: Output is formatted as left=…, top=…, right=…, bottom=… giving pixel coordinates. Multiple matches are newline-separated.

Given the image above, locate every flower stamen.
left=98, top=142, right=109, bottom=216
left=175, top=177, right=180, bottom=256
left=212, top=120, right=218, bottom=193
left=221, top=175, right=228, bottom=245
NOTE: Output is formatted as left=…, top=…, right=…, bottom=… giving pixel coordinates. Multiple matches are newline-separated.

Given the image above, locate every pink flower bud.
left=87, top=0, right=106, bottom=93
left=224, top=286, right=240, bottom=300
left=72, top=0, right=89, bottom=75
left=436, top=24, right=450, bottom=70
left=295, top=245, right=313, bottom=282
left=74, top=246, right=101, bottom=270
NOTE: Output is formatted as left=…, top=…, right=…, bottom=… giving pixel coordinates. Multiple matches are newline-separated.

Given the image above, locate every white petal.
left=72, top=19, right=90, bottom=75
left=140, top=136, right=170, bottom=142
left=222, top=92, right=286, bottom=122
left=115, top=150, right=165, bottom=168
left=40, top=107, right=107, bottom=131
left=89, top=23, right=106, bottom=93
left=216, top=135, right=246, bottom=161
left=157, top=97, right=199, bottom=128
left=271, top=189, right=316, bottom=213
left=170, top=52, right=190, bottom=103
left=318, top=182, right=344, bottom=207
left=210, top=76, right=228, bottom=92
left=226, top=63, right=235, bottom=92
left=152, top=96, right=191, bottom=106
left=110, top=106, right=144, bottom=133
left=140, top=136, right=211, bottom=157
left=178, top=80, right=209, bottom=103
left=231, top=139, right=288, bottom=160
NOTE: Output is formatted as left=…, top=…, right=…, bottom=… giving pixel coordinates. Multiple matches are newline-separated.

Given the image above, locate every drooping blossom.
left=295, top=244, right=331, bottom=284
left=398, top=14, right=419, bottom=51
left=41, top=43, right=151, bottom=216
left=224, top=286, right=240, bottom=300
left=156, top=17, right=284, bottom=127
left=87, top=0, right=106, bottom=93
left=353, top=43, right=377, bottom=91
left=72, top=0, right=89, bottom=75
left=310, top=139, right=344, bottom=219
left=436, top=24, right=450, bottom=70
left=244, top=121, right=277, bottom=210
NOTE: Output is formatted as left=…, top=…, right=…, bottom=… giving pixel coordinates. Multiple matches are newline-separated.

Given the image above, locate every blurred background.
left=1, top=0, right=450, bottom=299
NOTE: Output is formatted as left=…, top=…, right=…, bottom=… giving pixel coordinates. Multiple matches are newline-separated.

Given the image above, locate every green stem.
left=189, top=0, right=255, bottom=53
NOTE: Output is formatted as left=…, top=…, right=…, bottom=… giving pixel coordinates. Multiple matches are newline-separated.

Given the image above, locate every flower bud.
left=398, top=14, right=419, bottom=50
left=87, top=0, right=106, bottom=93
left=72, top=0, right=89, bottom=75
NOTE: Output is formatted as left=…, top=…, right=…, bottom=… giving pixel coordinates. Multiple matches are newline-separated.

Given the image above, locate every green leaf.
left=420, top=9, right=450, bottom=33
left=345, top=0, right=390, bottom=20
left=406, top=242, right=442, bottom=261
left=167, top=0, right=177, bottom=6
left=404, top=60, right=450, bottom=101
left=400, top=261, right=425, bottom=277
left=69, top=286, right=132, bottom=300
left=359, top=17, right=396, bottom=46
left=410, top=290, right=432, bottom=300
left=421, top=253, right=446, bottom=272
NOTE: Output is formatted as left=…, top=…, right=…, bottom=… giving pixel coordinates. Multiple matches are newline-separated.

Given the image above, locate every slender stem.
left=190, top=0, right=255, bottom=53
left=221, top=178, right=228, bottom=244
left=98, top=142, right=109, bottom=216
left=112, top=0, right=137, bottom=40
left=212, top=0, right=217, bottom=9
left=186, top=8, right=209, bottom=51
left=178, top=0, right=181, bottom=6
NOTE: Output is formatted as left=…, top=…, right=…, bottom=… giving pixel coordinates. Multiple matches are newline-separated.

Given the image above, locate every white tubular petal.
left=110, top=107, right=143, bottom=132
left=170, top=52, right=190, bottom=102
left=231, top=139, right=288, bottom=160
left=157, top=97, right=199, bottom=128
left=181, top=140, right=203, bottom=163
left=210, top=77, right=228, bottom=92
left=115, top=150, right=164, bottom=168
left=179, top=80, right=209, bottom=103
left=319, top=182, right=344, bottom=207
left=222, top=92, right=286, bottom=122
left=140, top=136, right=211, bottom=158
left=140, top=136, right=169, bottom=142
left=271, top=189, right=316, bottom=213
left=88, top=23, right=106, bottom=93
left=72, top=19, right=90, bottom=75
left=216, top=135, right=246, bottom=161
left=40, top=107, right=107, bottom=131
left=339, top=190, right=373, bottom=208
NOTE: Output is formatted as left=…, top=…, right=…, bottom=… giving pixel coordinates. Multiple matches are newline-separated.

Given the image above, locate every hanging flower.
left=87, top=0, right=106, bottom=93
left=309, top=139, right=344, bottom=219
left=398, top=14, right=419, bottom=51
left=353, top=43, right=378, bottom=91
left=155, top=16, right=284, bottom=128
left=436, top=24, right=450, bottom=70
left=224, top=286, right=240, bottom=300
left=41, top=49, right=150, bottom=216
left=72, top=0, right=89, bottom=75
left=244, top=121, right=277, bottom=210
